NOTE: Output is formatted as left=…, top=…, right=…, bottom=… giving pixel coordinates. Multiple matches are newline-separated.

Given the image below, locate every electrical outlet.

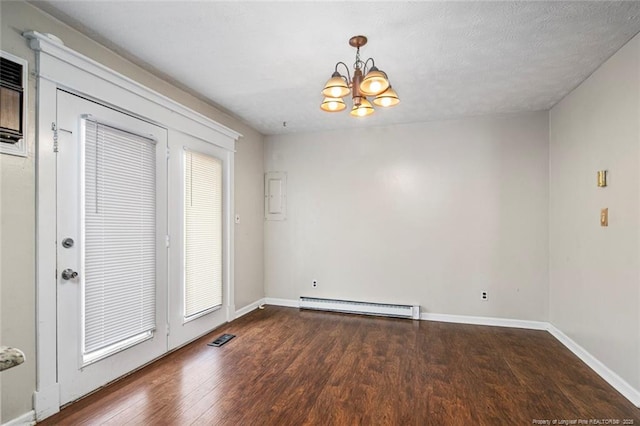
left=312, top=279, right=318, bottom=288
left=481, top=291, right=488, bottom=301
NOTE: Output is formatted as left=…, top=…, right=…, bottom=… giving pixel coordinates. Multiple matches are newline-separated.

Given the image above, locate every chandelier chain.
left=354, top=47, right=362, bottom=70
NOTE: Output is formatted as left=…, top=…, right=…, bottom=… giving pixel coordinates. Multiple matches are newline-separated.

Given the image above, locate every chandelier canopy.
left=321, top=35, right=400, bottom=117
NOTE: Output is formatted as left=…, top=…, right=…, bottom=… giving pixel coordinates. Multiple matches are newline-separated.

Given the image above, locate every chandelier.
left=320, top=35, right=400, bottom=117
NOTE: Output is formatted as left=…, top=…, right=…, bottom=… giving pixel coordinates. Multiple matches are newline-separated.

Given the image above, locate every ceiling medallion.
left=320, top=35, right=400, bottom=117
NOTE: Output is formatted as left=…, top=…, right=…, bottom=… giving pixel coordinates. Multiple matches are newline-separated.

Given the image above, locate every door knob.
left=61, top=269, right=78, bottom=280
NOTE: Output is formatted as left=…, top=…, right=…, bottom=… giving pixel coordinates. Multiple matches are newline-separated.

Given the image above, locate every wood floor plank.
left=38, top=306, right=640, bottom=425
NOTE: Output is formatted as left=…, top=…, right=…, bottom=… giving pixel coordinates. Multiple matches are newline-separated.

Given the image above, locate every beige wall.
left=0, top=1, right=264, bottom=422
left=1, top=2, right=38, bottom=421
left=549, top=33, right=640, bottom=392
left=265, top=112, right=550, bottom=321
left=234, top=127, right=266, bottom=310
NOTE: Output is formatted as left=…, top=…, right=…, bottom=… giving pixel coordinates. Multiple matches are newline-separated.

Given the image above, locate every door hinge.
left=52, top=122, right=58, bottom=153
left=166, top=147, right=170, bottom=160
left=166, top=323, right=170, bottom=336
left=165, top=235, right=170, bottom=248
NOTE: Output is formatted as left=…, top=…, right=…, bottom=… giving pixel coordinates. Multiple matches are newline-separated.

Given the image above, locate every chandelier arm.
left=363, top=58, right=376, bottom=74
left=334, top=61, right=352, bottom=85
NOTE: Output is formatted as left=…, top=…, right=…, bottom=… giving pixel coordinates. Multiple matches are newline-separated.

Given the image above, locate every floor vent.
left=299, top=297, right=420, bottom=320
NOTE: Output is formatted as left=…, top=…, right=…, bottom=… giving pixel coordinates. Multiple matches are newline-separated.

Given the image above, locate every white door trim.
left=26, top=30, right=240, bottom=421
left=24, top=31, right=241, bottom=144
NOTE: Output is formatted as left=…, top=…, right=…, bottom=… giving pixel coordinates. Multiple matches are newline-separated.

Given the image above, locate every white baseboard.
left=264, top=297, right=300, bottom=308
left=235, top=298, right=266, bottom=319
left=421, top=312, right=548, bottom=330
left=267, top=299, right=547, bottom=329
left=2, top=410, right=35, bottom=426
left=546, top=324, right=640, bottom=407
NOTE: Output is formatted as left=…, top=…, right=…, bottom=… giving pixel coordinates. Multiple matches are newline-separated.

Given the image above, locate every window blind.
left=83, top=118, right=157, bottom=356
left=184, top=149, right=222, bottom=318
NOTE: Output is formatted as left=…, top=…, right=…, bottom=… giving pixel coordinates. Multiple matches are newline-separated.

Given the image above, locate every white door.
left=56, top=90, right=168, bottom=404
left=167, top=130, right=229, bottom=349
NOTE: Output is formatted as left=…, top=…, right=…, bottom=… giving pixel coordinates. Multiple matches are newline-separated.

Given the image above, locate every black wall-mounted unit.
left=0, top=56, right=25, bottom=144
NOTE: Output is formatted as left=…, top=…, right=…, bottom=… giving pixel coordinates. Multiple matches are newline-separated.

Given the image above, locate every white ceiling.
left=31, top=1, right=640, bottom=136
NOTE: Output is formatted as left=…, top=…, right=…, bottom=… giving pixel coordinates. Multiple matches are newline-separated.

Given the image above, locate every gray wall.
left=0, top=1, right=264, bottom=421
left=549, top=33, right=640, bottom=392
left=265, top=112, right=550, bottom=321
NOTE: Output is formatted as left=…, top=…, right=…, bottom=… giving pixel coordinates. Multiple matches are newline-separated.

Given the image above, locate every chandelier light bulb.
left=320, top=97, right=346, bottom=112
left=360, top=68, right=389, bottom=96
left=373, top=86, right=400, bottom=108
left=349, top=98, right=374, bottom=117
left=369, top=80, right=382, bottom=94
left=322, top=73, right=350, bottom=98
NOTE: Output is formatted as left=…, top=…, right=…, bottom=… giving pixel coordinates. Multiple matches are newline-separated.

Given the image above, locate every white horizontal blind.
left=83, top=119, right=157, bottom=356
left=184, top=149, right=222, bottom=318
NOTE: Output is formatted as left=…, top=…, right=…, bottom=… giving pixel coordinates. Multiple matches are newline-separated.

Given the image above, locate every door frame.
left=56, top=93, right=170, bottom=404
left=26, top=31, right=241, bottom=420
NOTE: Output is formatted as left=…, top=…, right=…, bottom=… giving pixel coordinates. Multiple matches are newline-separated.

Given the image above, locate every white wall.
left=549, top=33, right=640, bottom=392
left=0, top=1, right=264, bottom=422
left=265, top=112, right=549, bottom=320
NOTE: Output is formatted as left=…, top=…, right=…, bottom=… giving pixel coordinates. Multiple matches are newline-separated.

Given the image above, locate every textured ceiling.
left=31, top=1, right=640, bottom=135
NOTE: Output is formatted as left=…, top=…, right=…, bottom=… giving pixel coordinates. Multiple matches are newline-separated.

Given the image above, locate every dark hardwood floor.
left=39, top=306, right=639, bottom=425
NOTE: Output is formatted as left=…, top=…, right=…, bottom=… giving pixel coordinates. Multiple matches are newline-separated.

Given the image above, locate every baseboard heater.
left=299, top=297, right=420, bottom=320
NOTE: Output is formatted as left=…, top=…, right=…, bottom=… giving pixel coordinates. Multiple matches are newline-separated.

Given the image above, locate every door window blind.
left=184, top=149, right=222, bottom=318
left=83, top=118, right=157, bottom=357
